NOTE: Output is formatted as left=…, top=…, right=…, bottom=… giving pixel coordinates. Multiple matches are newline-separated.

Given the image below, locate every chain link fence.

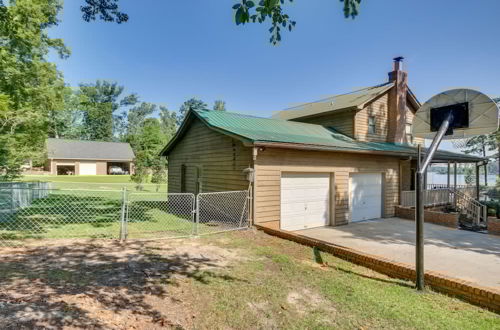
left=196, top=190, right=249, bottom=235
left=0, top=186, right=249, bottom=247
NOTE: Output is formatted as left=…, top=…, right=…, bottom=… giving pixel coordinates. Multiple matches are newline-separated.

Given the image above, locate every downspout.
left=244, top=147, right=258, bottom=226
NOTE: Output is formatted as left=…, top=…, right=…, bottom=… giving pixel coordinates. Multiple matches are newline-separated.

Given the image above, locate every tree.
left=48, top=87, right=86, bottom=139
left=151, top=157, right=167, bottom=192
left=81, top=0, right=128, bottom=23
left=462, top=135, right=496, bottom=186
left=178, top=98, right=207, bottom=125
left=130, top=118, right=167, bottom=189
left=213, top=100, right=226, bottom=111
left=158, top=106, right=177, bottom=139
left=0, top=0, right=68, bottom=180
left=126, top=102, right=156, bottom=139
left=464, top=165, right=475, bottom=185
left=79, top=0, right=361, bottom=45
left=78, top=80, right=138, bottom=141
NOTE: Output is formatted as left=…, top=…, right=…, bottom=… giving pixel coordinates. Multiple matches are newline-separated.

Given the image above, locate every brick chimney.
left=387, top=56, right=408, bottom=144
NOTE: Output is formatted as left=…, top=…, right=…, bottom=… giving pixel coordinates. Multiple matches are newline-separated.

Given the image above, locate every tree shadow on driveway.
left=0, top=239, right=245, bottom=329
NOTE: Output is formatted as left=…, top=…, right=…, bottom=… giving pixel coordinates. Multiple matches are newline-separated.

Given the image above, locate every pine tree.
left=177, top=98, right=207, bottom=125
left=213, top=100, right=226, bottom=111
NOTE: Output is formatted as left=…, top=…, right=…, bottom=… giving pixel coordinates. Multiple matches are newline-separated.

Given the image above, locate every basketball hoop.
left=412, top=88, right=499, bottom=291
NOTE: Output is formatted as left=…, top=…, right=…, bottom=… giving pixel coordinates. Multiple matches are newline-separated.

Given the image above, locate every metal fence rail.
left=0, top=186, right=249, bottom=247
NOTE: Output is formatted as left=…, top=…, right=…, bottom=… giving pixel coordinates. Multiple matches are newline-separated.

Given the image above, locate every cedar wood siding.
left=354, top=93, right=389, bottom=142
left=254, top=147, right=400, bottom=227
left=353, top=91, right=423, bottom=145
left=292, top=110, right=354, bottom=137
left=167, top=118, right=253, bottom=194
left=406, top=105, right=425, bottom=145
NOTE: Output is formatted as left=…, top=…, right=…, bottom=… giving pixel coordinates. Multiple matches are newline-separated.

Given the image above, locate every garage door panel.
left=280, top=173, right=330, bottom=231
left=79, top=162, right=97, bottom=175
left=350, top=173, right=382, bottom=222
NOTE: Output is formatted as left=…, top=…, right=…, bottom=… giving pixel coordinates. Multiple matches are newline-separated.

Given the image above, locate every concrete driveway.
left=296, top=218, right=500, bottom=289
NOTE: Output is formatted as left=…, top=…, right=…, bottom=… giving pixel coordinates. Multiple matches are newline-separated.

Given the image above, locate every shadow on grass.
left=0, top=194, right=184, bottom=239
left=330, top=264, right=414, bottom=288
left=0, top=240, right=244, bottom=329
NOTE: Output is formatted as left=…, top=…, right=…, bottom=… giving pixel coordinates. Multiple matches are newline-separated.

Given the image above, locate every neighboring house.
left=45, top=138, right=135, bottom=175
left=160, top=58, right=483, bottom=231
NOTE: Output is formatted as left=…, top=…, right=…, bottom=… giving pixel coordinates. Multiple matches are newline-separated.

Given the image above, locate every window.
left=405, top=123, right=413, bottom=144
left=181, top=164, right=186, bottom=193
left=368, top=116, right=376, bottom=134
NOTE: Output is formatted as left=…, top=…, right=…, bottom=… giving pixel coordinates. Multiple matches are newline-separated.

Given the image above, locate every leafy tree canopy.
left=213, top=100, right=227, bottom=111
left=0, top=0, right=68, bottom=180
left=78, top=80, right=138, bottom=141
left=178, top=98, right=207, bottom=125
left=158, top=106, right=177, bottom=140
left=79, top=0, right=361, bottom=44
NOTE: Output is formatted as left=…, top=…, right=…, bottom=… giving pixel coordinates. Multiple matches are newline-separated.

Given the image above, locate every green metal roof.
left=161, top=109, right=483, bottom=162
left=274, top=83, right=395, bottom=120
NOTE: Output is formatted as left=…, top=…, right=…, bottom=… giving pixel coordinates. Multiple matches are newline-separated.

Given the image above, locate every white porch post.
left=447, top=161, right=450, bottom=189
left=453, top=162, right=457, bottom=208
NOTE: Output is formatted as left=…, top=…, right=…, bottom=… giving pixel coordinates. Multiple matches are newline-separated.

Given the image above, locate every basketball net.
left=450, top=137, right=470, bottom=149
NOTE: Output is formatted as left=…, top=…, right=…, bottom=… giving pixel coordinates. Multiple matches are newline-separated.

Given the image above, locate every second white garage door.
left=350, top=173, right=382, bottom=222
left=280, top=173, right=330, bottom=231
left=79, top=162, right=97, bottom=175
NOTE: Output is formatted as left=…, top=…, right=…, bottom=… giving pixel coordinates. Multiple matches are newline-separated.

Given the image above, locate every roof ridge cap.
left=283, top=82, right=393, bottom=111
left=47, top=138, right=131, bottom=145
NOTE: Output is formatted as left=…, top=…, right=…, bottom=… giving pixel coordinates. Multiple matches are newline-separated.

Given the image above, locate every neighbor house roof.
left=47, top=138, right=135, bottom=161
left=160, top=110, right=483, bottom=163
left=273, top=82, right=421, bottom=121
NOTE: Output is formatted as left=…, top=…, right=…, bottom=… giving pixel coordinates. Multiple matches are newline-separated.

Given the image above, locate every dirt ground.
left=0, top=231, right=498, bottom=330
left=0, top=237, right=243, bottom=329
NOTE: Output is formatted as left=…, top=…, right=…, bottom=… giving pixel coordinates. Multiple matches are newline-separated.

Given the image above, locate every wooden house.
left=161, top=58, right=483, bottom=231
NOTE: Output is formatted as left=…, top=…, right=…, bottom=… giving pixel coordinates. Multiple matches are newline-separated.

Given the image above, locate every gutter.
left=252, top=141, right=485, bottom=163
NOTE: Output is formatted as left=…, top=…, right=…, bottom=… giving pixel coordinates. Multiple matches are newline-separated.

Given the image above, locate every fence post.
left=119, top=188, right=128, bottom=241
left=194, top=194, right=199, bottom=236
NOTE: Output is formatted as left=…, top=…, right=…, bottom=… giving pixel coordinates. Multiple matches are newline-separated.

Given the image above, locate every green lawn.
left=190, top=231, right=500, bottom=329
left=0, top=189, right=196, bottom=242
left=0, top=229, right=497, bottom=328
left=19, top=175, right=167, bottom=193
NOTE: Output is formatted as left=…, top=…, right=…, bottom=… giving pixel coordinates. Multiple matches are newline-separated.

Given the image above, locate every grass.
left=0, top=190, right=196, bottom=241
left=189, top=231, right=500, bottom=329
left=18, top=174, right=167, bottom=193
left=0, top=230, right=497, bottom=328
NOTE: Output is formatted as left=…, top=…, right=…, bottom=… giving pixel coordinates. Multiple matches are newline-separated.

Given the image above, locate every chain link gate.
left=125, top=192, right=196, bottom=239
left=196, top=190, right=250, bottom=235
left=0, top=185, right=249, bottom=247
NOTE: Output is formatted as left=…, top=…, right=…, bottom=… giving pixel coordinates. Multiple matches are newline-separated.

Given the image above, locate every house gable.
left=354, top=91, right=390, bottom=142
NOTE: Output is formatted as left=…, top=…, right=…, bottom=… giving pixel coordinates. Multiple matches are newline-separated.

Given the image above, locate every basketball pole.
left=415, top=112, right=453, bottom=291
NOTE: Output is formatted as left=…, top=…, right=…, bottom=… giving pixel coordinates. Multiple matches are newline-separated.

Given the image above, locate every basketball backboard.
left=413, top=88, right=499, bottom=139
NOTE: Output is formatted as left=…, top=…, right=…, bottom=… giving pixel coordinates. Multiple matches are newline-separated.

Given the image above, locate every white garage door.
left=350, top=173, right=382, bottom=222
left=280, top=173, right=330, bottom=231
left=79, top=162, right=97, bottom=175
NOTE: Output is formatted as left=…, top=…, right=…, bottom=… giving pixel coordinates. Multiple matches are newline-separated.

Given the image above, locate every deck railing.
left=426, top=184, right=477, bottom=197
left=401, top=189, right=451, bottom=208
left=401, top=185, right=477, bottom=208
left=400, top=185, right=487, bottom=227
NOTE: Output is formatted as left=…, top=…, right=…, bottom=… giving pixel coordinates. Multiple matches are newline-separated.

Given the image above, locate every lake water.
left=427, top=173, right=498, bottom=186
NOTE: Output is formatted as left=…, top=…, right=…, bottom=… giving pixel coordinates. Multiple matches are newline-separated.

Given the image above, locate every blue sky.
left=50, top=0, right=500, bottom=150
